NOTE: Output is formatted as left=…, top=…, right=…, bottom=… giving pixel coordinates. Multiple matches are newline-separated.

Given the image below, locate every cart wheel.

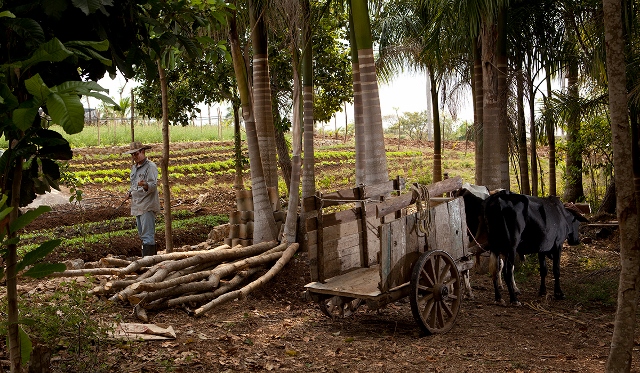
left=410, top=250, right=461, bottom=335
left=318, top=296, right=362, bottom=319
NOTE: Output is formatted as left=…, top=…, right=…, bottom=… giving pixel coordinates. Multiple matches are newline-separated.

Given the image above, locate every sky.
left=92, top=70, right=474, bottom=127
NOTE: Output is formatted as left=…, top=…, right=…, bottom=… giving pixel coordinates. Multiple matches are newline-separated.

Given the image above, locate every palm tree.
left=228, top=5, right=278, bottom=243
left=350, top=0, right=389, bottom=186
left=250, top=0, right=279, bottom=192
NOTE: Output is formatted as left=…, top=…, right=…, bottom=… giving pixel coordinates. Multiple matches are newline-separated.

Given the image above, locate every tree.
left=133, top=0, right=230, bottom=252
left=0, top=0, right=139, bottom=369
left=602, top=0, right=640, bottom=370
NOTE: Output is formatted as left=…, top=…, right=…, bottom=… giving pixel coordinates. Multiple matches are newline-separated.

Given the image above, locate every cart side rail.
left=305, top=178, right=403, bottom=282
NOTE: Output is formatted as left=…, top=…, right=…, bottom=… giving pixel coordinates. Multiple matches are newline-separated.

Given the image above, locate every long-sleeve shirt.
left=129, top=158, right=160, bottom=216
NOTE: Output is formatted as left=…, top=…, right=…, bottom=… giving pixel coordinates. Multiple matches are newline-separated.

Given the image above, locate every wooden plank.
left=379, top=215, right=423, bottom=292
left=308, top=233, right=364, bottom=262
left=305, top=266, right=382, bottom=299
left=376, top=176, right=463, bottom=218
left=306, top=207, right=361, bottom=233
left=446, top=197, right=467, bottom=260
left=322, top=251, right=363, bottom=279
left=307, top=219, right=364, bottom=247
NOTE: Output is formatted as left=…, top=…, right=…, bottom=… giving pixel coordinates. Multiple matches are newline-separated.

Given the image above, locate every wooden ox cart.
left=303, top=176, right=474, bottom=334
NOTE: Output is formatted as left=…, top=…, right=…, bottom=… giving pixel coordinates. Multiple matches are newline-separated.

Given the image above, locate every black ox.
left=482, top=190, right=588, bottom=305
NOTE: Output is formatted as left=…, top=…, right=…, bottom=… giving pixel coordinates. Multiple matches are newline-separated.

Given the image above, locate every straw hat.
left=123, top=141, right=152, bottom=155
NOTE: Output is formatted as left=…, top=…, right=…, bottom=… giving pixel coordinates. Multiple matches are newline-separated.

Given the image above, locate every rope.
left=412, top=184, right=431, bottom=235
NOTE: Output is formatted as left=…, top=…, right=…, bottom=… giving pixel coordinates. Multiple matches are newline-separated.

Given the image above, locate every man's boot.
left=142, top=244, right=157, bottom=257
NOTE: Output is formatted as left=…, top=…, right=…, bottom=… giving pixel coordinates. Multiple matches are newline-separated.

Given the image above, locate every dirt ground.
left=1, top=140, right=638, bottom=373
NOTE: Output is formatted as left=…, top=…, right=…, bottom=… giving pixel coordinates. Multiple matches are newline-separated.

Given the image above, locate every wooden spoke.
left=410, top=250, right=462, bottom=335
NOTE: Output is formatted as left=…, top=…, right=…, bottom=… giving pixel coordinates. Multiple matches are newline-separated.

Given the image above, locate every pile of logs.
left=50, top=240, right=299, bottom=320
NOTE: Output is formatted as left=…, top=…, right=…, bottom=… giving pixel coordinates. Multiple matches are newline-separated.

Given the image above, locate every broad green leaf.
left=71, top=0, right=109, bottom=15
left=82, top=91, right=117, bottom=106
left=45, top=92, right=84, bottom=134
left=12, top=105, right=40, bottom=131
left=24, top=74, right=51, bottom=101
left=0, top=11, right=16, bottom=18
left=10, top=205, right=51, bottom=234
left=0, top=83, right=19, bottom=110
left=17, top=239, right=62, bottom=272
left=0, top=205, right=13, bottom=224
left=21, top=38, right=73, bottom=70
left=23, top=262, right=66, bottom=278
left=64, top=39, right=109, bottom=52
left=53, top=80, right=107, bottom=94
left=18, top=326, right=32, bottom=366
left=4, top=237, right=20, bottom=246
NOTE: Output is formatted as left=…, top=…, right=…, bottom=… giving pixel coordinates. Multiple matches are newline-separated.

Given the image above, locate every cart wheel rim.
left=410, top=250, right=461, bottom=335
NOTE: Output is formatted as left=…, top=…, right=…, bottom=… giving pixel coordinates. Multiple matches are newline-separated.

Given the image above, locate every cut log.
left=194, top=243, right=299, bottom=316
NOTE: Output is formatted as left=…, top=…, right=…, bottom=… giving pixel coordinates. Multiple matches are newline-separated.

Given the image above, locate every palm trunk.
left=158, top=62, right=173, bottom=253
left=349, top=4, right=365, bottom=186
left=430, top=69, right=442, bottom=183
left=250, top=0, right=278, bottom=191
left=480, top=19, right=501, bottom=190
left=473, top=38, right=484, bottom=185
left=228, top=9, right=277, bottom=243
left=496, top=7, right=510, bottom=188
left=351, top=0, right=388, bottom=186
left=602, top=0, right=640, bottom=370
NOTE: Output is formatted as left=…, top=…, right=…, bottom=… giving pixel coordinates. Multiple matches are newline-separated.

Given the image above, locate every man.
left=123, top=141, right=160, bottom=257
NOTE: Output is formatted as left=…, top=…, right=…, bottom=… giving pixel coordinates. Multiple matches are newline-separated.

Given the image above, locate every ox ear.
left=564, top=203, right=590, bottom=223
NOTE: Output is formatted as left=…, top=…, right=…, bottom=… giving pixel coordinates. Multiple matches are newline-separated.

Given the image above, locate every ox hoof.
left=554, top=292, right=565, bottom=300
left=511, top=301, right=522, bottom=307
left=495, top=299, right=507, bottom=307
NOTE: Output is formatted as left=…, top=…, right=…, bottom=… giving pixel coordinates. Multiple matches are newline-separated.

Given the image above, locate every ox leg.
left=462, top=270, right=475, bottom=299
left=498, top=258, right=520, bottom=295
left=503, top=257, right=520, bottom=306
left=538, top=253, right=548, bottom=296
left=489, top=253, right=504, bottom=305
left=552, top=250, right=565, bottom=300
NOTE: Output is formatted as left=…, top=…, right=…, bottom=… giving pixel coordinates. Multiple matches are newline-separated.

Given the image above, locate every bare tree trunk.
left=545, top=63, right=556, bottom=196
left=158, top=62, right=173, bottom=252
left=7, top=153, right=23, bottom=372
left=603, top=0, right=640, bottom=370
left=516, top=53, right=530, bottom=195
left=563, top=52, right=584, bottom=202
left=233, top=104, right=243, bottom=190
left=130, top=90, right=135, bottom=142
left=527, top=54, right=538, bottom=196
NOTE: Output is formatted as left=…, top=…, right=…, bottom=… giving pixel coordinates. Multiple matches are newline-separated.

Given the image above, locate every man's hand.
left=137, top=180, right=148, bottom=190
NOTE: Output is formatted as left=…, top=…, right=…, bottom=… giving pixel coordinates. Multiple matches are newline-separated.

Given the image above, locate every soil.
left=1, top=139, right=638, bottom=373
